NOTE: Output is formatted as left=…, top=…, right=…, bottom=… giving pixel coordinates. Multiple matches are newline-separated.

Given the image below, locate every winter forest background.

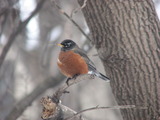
left=0, top=0, right=160, bottom=120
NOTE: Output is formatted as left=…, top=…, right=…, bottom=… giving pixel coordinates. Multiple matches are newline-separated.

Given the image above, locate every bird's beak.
left=57, top=43, right=64, bottom=47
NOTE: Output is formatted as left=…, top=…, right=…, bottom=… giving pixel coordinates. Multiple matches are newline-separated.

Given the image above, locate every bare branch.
left=5, top=74, right=93, bottom=120
left=40, top=74, right=147, bottom=120
left=0, top=0, right=45, bottom=69
left=52, top=74, right=95, bottom=103
left=51, top=0, right=91, bottom=42
left=41, top=96, right=86, bottom=120
left=70, top=0, right=87, bottom=18
left=40, top=74, right=94, bottom=120
left=41, top=87, right=147, bottom=120
left=65, top=105, right=147, bottom=120
left=4, top=74, right=65, bottom=120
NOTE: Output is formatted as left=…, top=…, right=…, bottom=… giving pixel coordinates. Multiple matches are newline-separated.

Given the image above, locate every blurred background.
left=0, top=0, right=159, bottom=120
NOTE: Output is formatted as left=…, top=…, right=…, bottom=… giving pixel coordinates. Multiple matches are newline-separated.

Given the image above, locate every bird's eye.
left=65, top=42, right=71, bottom=47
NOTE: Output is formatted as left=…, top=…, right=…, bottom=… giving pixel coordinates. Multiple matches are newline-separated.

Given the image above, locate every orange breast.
left=57, top=51, right=88, bottom=78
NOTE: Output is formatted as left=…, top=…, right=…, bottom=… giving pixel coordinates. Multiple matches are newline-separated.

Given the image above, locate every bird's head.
left=57, top=39, right=77, bottom=51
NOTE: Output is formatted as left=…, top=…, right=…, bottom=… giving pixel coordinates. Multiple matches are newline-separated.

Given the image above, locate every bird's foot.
left=66, top=74, right=80, bottom=86
left=66, top=77, right=72, bottom=86
left=72, top=74, right=79, bottom=80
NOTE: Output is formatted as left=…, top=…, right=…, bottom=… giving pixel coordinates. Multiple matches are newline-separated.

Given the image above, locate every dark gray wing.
left=73, top=47, right=110, bottom=81
left=73, top=47, right=97, bottom=71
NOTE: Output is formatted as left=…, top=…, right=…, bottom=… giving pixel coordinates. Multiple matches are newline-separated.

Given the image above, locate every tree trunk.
left=77, top=0, right=160, bottom=120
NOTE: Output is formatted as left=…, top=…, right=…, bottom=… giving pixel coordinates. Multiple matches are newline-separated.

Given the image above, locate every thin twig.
left=51, top=0, right=91, bottom=42
left=65, top=105, right=147, bottom=120
left=70, top=0, right=87, bottom=18
left=0, top=0, right=45, bottom=69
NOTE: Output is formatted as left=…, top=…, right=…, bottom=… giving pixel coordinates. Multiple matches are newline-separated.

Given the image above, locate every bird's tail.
left=94, top=71, right=110, bottom=82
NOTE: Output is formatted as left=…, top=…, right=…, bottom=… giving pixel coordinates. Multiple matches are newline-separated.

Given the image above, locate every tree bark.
left=78, top=0, right=160, bottom=120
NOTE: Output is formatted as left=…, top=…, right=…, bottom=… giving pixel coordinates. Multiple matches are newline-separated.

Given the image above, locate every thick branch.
left=41, top=97, right=85, bottom=120
left=5, top=74, right=93, bottom=120
left=41, top=74, right=146, bottom=120
left=53, top=74, right=94, bottom=102
left=41, top=93, right=146, bottom=120
left=40, top=74, right=94, bottom=120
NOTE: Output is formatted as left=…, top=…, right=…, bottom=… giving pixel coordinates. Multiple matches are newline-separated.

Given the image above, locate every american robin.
left=57, top=39, right=110, bottom=82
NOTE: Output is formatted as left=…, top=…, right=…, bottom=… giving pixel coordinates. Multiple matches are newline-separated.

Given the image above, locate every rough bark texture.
left=78, top=0, right=160, bottom=120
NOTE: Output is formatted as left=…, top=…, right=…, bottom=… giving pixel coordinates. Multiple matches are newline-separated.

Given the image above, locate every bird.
left=57, top=39, right=110, bottom=83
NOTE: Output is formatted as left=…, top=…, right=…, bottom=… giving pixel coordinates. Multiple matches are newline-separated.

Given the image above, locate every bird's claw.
left=66, top=78, right=71, bottom=85
left=66, top=74, right=80, bottom=86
